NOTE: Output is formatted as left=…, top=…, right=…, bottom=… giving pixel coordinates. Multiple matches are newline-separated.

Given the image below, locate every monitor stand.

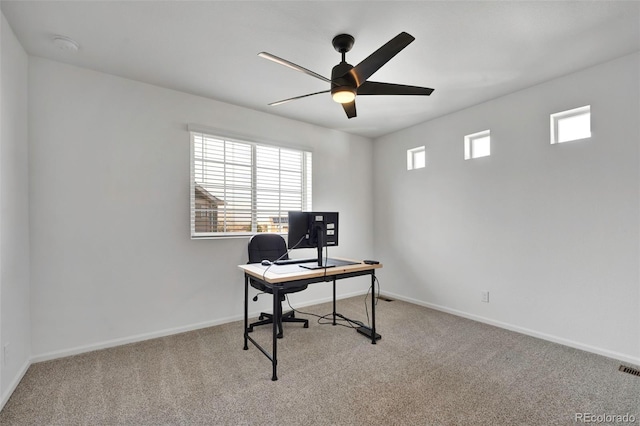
left=299, top=262, right=336, bottom=270
left=299, top=234, right=336, bottom=270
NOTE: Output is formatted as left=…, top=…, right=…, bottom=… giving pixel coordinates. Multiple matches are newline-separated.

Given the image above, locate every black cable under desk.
left=239, top=258, right=382, bottom=381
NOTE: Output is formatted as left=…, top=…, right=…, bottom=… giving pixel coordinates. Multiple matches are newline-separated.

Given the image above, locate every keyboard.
left=273, top=258, right=317, bottom=265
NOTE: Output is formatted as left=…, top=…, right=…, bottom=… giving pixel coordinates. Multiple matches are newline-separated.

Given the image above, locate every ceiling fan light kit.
left=259, top=32, right=434, bottom=118
left=331, top=87, right=356, bottom=104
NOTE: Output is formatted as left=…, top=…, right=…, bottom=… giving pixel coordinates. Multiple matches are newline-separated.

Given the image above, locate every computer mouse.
left=261, top=260, right=271, bottom=266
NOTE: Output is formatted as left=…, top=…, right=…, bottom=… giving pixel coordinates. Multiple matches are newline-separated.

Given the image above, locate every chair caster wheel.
left=259, top=315, right=264, bottom=320
left=248, top=327, right=253, bottom=333
left=303, top=323, right=309, bottom=328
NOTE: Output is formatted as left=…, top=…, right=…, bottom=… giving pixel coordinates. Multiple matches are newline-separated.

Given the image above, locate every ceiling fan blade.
left=258, top=52, right=332, bottom=84
left=268, top=90, right=330, bottom=106
left=342, top=100, right=357, bottom=119
left=357, top=81, right=434, bottom=96
left=347, top=32, right=415, bottom=87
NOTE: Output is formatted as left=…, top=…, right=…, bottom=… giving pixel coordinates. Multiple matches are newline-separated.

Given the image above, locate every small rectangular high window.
left=464, top=130, right=491, bottom=160
left=407, top=146, right=426, bottom=170
left=550, top=105, right=591, bottom=144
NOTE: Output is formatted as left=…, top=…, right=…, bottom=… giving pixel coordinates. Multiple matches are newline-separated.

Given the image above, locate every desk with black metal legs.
left=239, top=259, right=382, bottom=381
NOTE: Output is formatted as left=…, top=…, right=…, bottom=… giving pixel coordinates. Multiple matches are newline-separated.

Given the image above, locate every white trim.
left=0, top=289, right=367, bottom=407
left=32, top=315, right=242, bottom=363
left=0, top=358, right=30, bottom=412
left=12, top=289, right=637, bottom=409
left=381, top=291, right=640, bottom=367
left=30, top=290, right=367, bottom=363
left=187, top=124, right=314, bottom=153
left=33, top=290, right=638, bottom=365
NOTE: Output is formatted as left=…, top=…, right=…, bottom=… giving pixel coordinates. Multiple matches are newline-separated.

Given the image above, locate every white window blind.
left=190, top=131, right=312, bottom=237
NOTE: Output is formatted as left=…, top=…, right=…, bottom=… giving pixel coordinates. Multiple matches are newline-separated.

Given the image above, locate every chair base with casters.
left=246, top=233, right=310, bottom=339
left=247, top=298, right=309, bottom=339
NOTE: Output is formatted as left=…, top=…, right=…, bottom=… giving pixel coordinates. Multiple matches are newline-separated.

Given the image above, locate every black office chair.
left=247, top=233, right=309, bottom=338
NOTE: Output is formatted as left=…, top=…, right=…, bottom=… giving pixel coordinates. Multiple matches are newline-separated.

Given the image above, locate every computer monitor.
left=287, top=211, right=339, bottom=268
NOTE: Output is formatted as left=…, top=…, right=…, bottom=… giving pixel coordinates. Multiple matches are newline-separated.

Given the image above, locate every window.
left=551, top=105, right=591, bottom=144
left=464, top=130, right=491, bottom=160
left=407, top=146, right=426, bottom=170
left=190, top=131, right=312, bottom=238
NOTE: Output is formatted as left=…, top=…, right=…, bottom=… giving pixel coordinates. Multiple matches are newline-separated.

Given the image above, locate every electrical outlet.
left=481, top=291, right=490, bottom=303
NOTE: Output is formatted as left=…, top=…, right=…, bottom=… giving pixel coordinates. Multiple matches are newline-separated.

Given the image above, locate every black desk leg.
left=243, top=274, right=249, bottom=350
left=371, top=271, right=377, bottom=345
left=332, top=278, right=337, bottom=325
left=272, top=286, right=279, bottom=381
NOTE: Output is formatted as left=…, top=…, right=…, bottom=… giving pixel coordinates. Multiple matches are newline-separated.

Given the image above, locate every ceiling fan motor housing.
left=331, top=61, right=357, bottom=97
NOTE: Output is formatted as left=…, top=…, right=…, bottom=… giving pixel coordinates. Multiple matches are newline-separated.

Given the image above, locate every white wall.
left=374, top=53, right=640, bottom=364
left=0, top=12, right=31, bottom=404
left=14, top=22, right=639, bottom=401
left=28, top=57, right=374, bottom=359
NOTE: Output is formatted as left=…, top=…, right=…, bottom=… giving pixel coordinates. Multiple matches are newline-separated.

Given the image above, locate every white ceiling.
left=2, top=0, right=639, bottom=139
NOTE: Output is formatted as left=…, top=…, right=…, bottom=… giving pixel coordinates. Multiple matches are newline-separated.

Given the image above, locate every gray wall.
left=373, top=53, right=640, bottom=364
left=0, top=13, right=31, bottom=403
left=28, top=57, right=374, bottom=359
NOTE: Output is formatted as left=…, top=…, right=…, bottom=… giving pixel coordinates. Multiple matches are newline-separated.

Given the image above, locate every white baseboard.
left=24, top=289, right=638, bottom=411
left=30, top=289, right=367, bottom=364
left=31, top=315, right=242, bottom=363
left=31, top=289, right=638, bottom=366
left=2, top=289, right=365, bottom=411
left=1, top=358, right=31, bottom=412
left=382, top=291, right=640, bottom=367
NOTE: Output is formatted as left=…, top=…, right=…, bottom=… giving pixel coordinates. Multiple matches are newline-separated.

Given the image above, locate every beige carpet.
left=1, top=296, right=638, bottom=425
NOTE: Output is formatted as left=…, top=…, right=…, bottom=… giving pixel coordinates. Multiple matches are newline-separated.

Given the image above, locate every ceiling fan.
left=259, top=32, right=434, bottom=119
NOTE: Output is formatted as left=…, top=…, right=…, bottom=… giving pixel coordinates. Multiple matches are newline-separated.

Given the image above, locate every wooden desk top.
left=238, top=258, right=382, bottom=284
